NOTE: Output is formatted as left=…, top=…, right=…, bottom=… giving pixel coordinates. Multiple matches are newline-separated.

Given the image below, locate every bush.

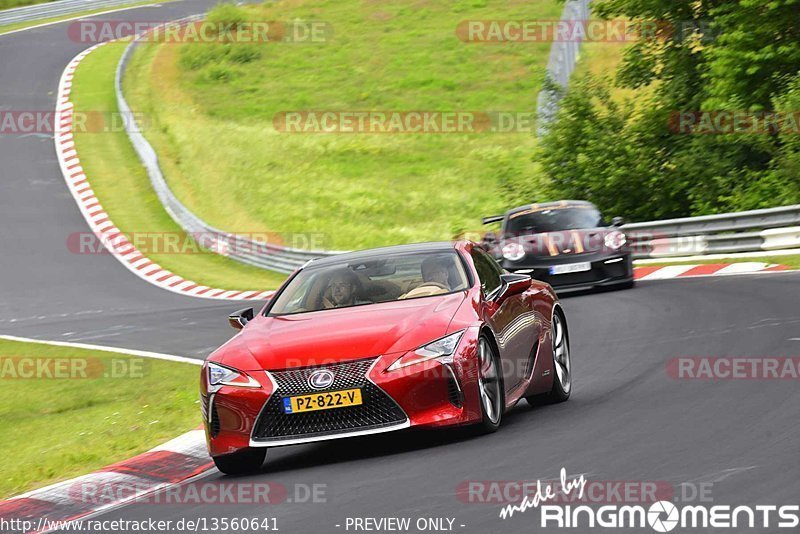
left=531, top=70, right=800, bottom=223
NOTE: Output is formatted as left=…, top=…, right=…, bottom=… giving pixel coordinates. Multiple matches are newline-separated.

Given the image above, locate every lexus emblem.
left=308, top=369, right=334, bottom=390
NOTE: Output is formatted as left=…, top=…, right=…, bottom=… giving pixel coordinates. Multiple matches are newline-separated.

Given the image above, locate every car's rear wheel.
left=475, top=335, right=504, bottom=433
left=526, top=310, right=571, bottom=405
left=212, top=447, right=267, bottom=475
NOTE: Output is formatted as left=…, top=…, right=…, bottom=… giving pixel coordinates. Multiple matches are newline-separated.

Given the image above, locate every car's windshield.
left=504, top=206, right=603, bottom=236
left=267, top=251, right=470, bottom=316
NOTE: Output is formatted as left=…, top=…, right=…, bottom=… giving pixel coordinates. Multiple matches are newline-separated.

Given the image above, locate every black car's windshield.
left=267, top=251, right=470, bottom=316
left=504, top=206, right=603, bottom=236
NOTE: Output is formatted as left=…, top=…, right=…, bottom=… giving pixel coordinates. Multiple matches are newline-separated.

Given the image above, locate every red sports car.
left=201, top=241, right=572, bottom=474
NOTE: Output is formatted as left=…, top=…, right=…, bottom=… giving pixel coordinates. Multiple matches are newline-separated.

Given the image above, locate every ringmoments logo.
left=497, top=468, right=800, bottom=531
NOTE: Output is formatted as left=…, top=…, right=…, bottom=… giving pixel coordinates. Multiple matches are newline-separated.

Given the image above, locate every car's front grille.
left=251, top=358, right=407, bottom=443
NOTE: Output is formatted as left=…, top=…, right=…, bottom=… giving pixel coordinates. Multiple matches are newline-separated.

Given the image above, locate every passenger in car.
left=421, top=256, right=451, bottom=289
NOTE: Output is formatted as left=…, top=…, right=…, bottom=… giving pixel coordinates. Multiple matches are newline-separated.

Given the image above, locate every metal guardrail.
left=535, top=0, right=591, bottom=136
left=623, top=205, right=800, bottom=237
left=116, top=19, right=341, bottom=274
left=623, top=206, right=800, bottom=259
left=0, top=0, right=146, bottom=27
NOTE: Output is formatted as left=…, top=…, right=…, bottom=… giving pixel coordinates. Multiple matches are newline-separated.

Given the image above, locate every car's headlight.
left=206, top=362, right=261, bottom=390
left=502, top=242, right=525, bottom=261
left=387, top=331, right=464, bottom=371
left=604, top=231, right=627, bottom=250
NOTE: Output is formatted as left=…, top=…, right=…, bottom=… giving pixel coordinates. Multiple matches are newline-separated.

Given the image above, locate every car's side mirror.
left=611, top=216, right=625, bottom=227
left=228, top=307, right=254, bottom=330
left=483, top=231, right=498, bottom=244
left=495, top=273, right=531, bottom=302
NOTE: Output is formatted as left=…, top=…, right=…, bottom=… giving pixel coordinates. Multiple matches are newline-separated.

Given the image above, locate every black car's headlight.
left=604, top=231, right=627, bottom=250
left=502, top=242, right=525, bottom=261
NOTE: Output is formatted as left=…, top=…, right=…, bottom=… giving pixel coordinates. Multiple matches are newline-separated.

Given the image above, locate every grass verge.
left=124, top=0, right=561, bottom=250
left=70, top=41, right=287, bottom=291
left=0, top=338, right=201, bottom=498
left=0, top=0, right=52, bottom=10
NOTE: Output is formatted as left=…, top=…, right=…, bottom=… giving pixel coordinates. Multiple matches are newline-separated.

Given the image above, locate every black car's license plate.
left=549, top=262, right=592, bottom=275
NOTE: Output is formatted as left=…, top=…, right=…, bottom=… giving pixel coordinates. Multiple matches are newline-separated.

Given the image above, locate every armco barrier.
left=623, top=206, right=800, bottom=259
left=623, top=205, right=800, bottom=238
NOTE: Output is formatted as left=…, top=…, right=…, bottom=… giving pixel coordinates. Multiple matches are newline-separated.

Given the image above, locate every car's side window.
left=471, top=248, right=503, bottom=296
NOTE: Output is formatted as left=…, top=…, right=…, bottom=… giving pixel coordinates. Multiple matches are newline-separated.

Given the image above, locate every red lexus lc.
left=201, top=241, right=572, bottom=474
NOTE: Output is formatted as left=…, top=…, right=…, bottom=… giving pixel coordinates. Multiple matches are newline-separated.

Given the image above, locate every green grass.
left=124, top=0, right=561, bottom=250
left=70, top=41, right=287, bottom=291
left=637, top=254, right=800, bottom=270
left=0, top=339, right=202, bottom=498
left=0, top=1, right=160, bottom=36
left=0, top=0, right=52, bottom=9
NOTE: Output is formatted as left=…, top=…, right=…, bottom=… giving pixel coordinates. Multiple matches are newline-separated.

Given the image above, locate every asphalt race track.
left=1, top=1, right=799, bottom=532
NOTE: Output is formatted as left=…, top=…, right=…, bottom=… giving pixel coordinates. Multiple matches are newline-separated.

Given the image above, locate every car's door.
left=470, top=247, right=539, bottom=392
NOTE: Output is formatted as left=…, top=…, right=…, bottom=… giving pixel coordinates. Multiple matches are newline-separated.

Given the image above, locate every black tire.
left=526, top=309, right=571, bottom=406
left=475, top=335, right=504, bottom=433
left=212, top=447, right=267, bottom=475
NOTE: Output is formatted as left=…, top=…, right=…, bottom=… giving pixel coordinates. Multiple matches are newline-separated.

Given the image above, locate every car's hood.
left=216, top=291, right=467, bottom=371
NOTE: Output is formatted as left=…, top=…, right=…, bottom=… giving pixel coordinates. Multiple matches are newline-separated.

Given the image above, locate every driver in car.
left=322, top=269, right=367, bottom=308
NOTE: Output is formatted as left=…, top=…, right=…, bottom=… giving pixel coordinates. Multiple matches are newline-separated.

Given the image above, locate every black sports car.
left=481, top=200, right=634, bottom=293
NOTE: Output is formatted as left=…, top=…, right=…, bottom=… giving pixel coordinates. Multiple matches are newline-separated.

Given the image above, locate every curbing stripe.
left=53, top=43, right=277, bottom=301
left=633, top=262, right=792, bottom=281
left=637, top=265, right=697, bottom=281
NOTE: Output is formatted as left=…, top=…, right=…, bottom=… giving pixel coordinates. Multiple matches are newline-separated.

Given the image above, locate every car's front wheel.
left=475, top=335, right=504, bottom=433
left=212, top=447, right=267, bottom=475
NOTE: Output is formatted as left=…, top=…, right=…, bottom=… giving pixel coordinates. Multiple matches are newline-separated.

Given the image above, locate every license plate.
left=549, top=262, right=592, bottom=275
left=282, top=388, right=362, bottom=414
